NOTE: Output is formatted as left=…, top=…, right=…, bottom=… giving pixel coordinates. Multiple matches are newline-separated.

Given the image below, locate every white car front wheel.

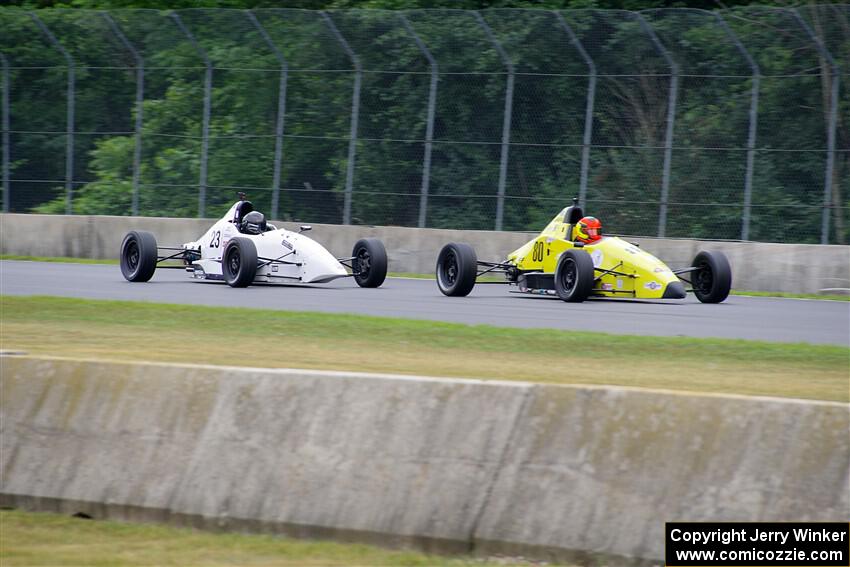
left=352, top=238, right=387, bottom=288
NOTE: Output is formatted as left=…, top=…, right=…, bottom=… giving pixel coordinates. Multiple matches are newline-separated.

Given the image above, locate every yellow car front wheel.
left=691, top=250, right=732, bottom=303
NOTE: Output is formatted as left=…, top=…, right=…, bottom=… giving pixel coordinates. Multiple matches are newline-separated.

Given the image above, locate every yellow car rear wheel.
left=436, top=242, right=477, bottom=297
left=554, top=249, right=595, bottom=303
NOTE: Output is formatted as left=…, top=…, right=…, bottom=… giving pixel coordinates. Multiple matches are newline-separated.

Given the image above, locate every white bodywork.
left=182, top=201, right=348, bottom=284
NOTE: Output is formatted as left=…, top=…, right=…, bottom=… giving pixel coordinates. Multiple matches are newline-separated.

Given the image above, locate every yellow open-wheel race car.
left=435, top=199, right=732, bottom=303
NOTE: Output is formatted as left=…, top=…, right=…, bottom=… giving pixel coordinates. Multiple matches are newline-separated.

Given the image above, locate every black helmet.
left=242, top=211, right=266, bottom=235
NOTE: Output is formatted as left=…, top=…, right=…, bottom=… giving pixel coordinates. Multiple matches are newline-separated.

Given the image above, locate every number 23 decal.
left=209, top=230, right=221, bottom=248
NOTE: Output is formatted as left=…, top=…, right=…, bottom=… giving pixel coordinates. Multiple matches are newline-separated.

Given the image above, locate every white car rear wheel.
left=223, top=237, right=258, bottom=288
left=120, top=230, right=158, bottom=282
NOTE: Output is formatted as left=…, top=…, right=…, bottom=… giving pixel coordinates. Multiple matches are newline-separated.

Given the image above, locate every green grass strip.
left=0, top=509, right=554, bottom=567
left=2, top=295, right=847, bottom=402
left=730, top=289, right=850, bottom=301
left=1, top=254, right=119, bottom=265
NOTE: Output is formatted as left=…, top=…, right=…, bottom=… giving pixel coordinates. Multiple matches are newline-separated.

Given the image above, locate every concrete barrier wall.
left=1, top=213, right=849, bottom=293
left=2, top=356, right=848, bottom=563
left=475, top=386, right=850, bottom=561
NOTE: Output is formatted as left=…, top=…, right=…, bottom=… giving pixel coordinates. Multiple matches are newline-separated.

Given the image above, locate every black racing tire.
left=691, top=250, right=732, bottom=304
left=223, top=237, right=258, bottom=288
left=352, top=238, right=388, bottom=288
left=120, top=230, right=158, bottom=282
left=436, top=242, right=477, bottom=297
left=554, top=249, right=595, bottom=303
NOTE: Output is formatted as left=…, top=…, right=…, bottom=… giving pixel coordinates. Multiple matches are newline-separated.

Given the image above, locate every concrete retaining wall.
left=2, top=213, right=849, bottom=293
left=2, top=356, right=848, bottom=563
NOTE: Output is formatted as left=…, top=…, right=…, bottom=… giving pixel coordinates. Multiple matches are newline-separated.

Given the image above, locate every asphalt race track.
left=1, top=260, right=848, bottom=346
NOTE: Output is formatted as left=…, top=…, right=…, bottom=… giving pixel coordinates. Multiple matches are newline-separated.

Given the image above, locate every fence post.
left=102, top=11, right=144, bottom=218
left=636, top=12, right=678, bottom=238
left=474, top=11, right=513, bottom=232
left=322, top=12, right=360, bottom=226
left=790, top=9, right=840, bottom=245
left=170, top=12, right=211, bottom=219
left=1, top=51, right=9, bottom=213
left=247, top=10, right=288, bottom=222
left=30, top=12, right=74, bottom=216
left=714, top=11, right=760, bottom=241
left=399, top=14, right=438, bottom=229
left=554, top=12, right=596, bottom=209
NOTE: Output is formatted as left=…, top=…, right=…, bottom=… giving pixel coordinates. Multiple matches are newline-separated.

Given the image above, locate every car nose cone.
left=662, top=281, right=687, bottom=299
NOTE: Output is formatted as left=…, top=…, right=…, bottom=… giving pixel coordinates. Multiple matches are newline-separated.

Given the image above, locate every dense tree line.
left=5, top=1, right=787, bottom=11
left=0, top=4, right=847, bottom=243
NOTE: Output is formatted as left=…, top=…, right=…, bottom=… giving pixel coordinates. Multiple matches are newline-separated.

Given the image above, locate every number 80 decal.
left=531, top=241, right=545, bottom=262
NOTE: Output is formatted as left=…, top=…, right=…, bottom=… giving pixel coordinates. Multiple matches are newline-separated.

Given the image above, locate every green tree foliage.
left=1, top=5, right=847, bottom=243
left=6, top=0, right=782, bottom=10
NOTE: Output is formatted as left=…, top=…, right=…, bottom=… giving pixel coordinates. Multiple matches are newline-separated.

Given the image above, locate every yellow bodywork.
left=506, top=207, right=681, bottom=299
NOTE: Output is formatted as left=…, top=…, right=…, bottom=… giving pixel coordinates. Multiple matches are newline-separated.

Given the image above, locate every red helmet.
left=574, top=216, right=602, bottom=243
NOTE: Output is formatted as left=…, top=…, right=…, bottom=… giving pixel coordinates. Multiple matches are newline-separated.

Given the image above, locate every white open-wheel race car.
left=119, top=195, right=388, bottom=288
